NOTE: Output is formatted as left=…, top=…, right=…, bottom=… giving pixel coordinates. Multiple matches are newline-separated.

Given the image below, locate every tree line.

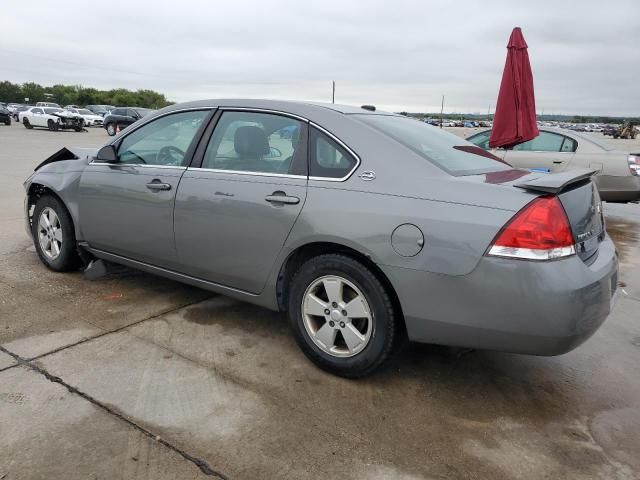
left=0, top=81, right=172, bottom=109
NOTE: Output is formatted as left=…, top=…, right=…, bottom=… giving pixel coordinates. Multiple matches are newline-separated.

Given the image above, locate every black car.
left=103, top=107, right=154, bottom=136
left=86, top=104, right=115, bottom=117
left=0, top=106, right=11, bottom=125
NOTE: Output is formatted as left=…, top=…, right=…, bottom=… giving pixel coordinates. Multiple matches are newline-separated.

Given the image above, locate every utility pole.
left=332, top=81, right=335, bottom=104
left=440, top=95, right=445, bottom=128
left=487, top=105, right=491, bottom=121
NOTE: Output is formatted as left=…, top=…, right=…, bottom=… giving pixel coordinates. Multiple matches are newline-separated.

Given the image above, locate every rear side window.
left=560, top=137, right=577, bottom=152
left=513, top=131, right=565, bottom=152
left=112, top=108, right=125, bottom=116
left=309, top=127, right=357, bottom=179
left=356, top=115, right=509, bottom=176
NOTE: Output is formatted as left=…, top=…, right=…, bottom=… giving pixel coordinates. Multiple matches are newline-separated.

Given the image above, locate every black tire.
left=106, top=123, right=116, bottom=136
left=47, top=119, right=59, bottom=131
left=31, top=195, right=81, bottom=272
left=4, top=118, right=10, bottom=126
left=23, top=118, right=33, bottom=129
left=287, top=254, right=398, bottom=378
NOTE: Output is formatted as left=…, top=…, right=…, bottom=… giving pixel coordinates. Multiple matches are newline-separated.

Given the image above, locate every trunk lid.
left=515, top=168, right=604, bottom=263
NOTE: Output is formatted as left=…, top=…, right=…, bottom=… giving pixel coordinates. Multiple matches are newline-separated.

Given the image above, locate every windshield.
left=134, top=108, right=153, bottom=117
left=44, top=108, right=63, bottom=114
left=355, top=115, right=510, bottom=176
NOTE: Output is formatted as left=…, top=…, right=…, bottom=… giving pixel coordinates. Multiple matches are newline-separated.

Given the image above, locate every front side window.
left=309, top=127, right=357, bottom=179
left=32, top=108, right=43, bottom=114
left=117, top=110, right=209, bottom=166
left=201, top=111, right=307, bottom=175
left=467, top=131, right=491, bottom=150
left=112, top=108, right=125, bottom=116
left=512, top=131, right=564, bottom=152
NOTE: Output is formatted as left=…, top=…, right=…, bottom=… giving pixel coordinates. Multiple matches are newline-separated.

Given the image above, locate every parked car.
left=23, top=100, right=618, bottom=377
left=65, top=108, right=103, bottom=127
left=103, top=107, right=154, bottom=135
left=466, top=128, right=640, bottom=202
left=0, top=106, right=11, bottom=125
left=6, top=103, right=22, bottom=114
left=86, top=105, right=115, bottom=117
left=602, top=126, right=618, bottom=136
left=36, top=102, right=61, bottom=108
left=12, top=105, right=30, bottom=121
left=20, top=106, right=84, bottom=131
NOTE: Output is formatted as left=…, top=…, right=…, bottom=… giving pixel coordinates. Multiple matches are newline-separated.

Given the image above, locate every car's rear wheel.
left=31, top=195, right=81, bottom=272
left=23, top=118, right=33, bottom=129
left=106, top=123, right=116, bottom=136
left=287, top=254, right=397, bottom=377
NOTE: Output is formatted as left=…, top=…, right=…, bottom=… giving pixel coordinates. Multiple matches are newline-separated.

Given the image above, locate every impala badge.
left=359, top=171, right=376, bottom=181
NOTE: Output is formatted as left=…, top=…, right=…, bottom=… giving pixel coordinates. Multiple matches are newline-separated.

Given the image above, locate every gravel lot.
left=1, top=122, right=639, bottom=479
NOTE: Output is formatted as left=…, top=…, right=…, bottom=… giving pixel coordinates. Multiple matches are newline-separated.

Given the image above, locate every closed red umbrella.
left=489, top=27, right=539, bottom=149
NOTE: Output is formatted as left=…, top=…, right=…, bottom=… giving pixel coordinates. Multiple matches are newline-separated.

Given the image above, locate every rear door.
left=174, top=109, right=308, bottom=293
left=79, top=109, right=211, bottom=268
left=502, top=131, right=577, bottom=172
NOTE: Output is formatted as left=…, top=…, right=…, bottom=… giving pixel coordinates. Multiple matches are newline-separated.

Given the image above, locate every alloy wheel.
left=37, top=207, right=63, bottom=260
left=301, top=275, right=373, bottom=358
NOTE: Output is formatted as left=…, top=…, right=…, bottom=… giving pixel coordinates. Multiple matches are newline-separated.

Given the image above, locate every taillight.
left=488, top=196, right=575, bottom=260
left=628, top=154, right=640, bottom=176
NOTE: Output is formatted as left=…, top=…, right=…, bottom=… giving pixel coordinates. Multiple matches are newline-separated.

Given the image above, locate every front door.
left=174, top=110, right=308, bottom=293
left=78, top=109, right=211, bottom=268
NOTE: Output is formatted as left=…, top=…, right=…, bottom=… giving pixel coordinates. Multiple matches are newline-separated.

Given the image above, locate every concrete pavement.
left=1, top=122, right=639, bottom=479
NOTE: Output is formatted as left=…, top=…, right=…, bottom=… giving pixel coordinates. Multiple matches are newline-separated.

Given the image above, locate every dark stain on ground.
left=605, top=216, right=640, bottom=262
left=183, top=301, right=288, bottom=338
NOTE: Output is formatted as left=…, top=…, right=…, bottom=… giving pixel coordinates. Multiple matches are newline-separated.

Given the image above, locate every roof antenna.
left=361, top=105, right=376, bottom=111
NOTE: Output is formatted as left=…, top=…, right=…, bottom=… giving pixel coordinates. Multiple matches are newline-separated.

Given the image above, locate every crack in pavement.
left=23, top=300, right=204, bottom=362
left=0, top=344, right=229, bottom=479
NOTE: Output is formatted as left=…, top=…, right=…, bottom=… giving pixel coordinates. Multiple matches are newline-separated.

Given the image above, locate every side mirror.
left=96, top=145, right=119, bottom=163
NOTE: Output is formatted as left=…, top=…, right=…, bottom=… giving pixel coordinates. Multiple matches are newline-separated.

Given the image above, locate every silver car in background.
left=23, top=100, right=618, bottom=377
left=467, top=128, right=640, bottom=202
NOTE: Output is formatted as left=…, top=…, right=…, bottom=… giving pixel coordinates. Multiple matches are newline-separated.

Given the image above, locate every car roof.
left=160, top=98, right=397, bottom=118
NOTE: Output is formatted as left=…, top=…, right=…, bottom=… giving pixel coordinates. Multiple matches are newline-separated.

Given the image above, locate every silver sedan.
left=466, top=128, right=640, bottom=202
left=24, top=100, right=618, bottom=377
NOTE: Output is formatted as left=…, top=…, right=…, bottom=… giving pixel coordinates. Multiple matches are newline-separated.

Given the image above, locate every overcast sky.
left=1, top=1, right=638, bottom=116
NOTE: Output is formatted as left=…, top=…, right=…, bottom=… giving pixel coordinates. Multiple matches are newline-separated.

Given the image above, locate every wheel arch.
left=26, top=181, right=79, bottom=240
left=275, top=241, right=405, bottom=329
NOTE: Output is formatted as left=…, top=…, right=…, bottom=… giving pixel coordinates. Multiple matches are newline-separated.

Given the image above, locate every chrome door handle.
left=146, top=181, right=172, bottom=191
left=265, top=192, right=300, bottom=205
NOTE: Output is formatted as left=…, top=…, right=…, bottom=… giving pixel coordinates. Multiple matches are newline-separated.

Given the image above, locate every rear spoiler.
left=514, top=168, right=596, bottom=194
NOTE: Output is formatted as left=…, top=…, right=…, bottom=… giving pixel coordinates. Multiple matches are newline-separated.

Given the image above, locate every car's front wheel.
left=287, top=254, right=398, bottom=377
left=31, top=195, right=81, bottom=272
left=106, top=123, right=116, bottom=136
left=47, top=119, right=59, bottom=131
left=23, top=118, right=33, bottom=129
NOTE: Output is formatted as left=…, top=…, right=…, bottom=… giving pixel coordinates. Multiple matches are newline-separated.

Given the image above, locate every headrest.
left=234, top=126, right=269, bottom=157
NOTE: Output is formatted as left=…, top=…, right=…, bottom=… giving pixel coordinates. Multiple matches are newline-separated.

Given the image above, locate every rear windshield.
left=355, top=114, right=510, bottom=176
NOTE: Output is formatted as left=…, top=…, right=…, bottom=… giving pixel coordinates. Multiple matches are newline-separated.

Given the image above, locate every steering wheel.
left=156, top=145, right=185, bottom=165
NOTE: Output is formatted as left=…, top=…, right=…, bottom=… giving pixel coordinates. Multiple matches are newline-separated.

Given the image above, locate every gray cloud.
left=1, top=0, right=638, bottom=115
